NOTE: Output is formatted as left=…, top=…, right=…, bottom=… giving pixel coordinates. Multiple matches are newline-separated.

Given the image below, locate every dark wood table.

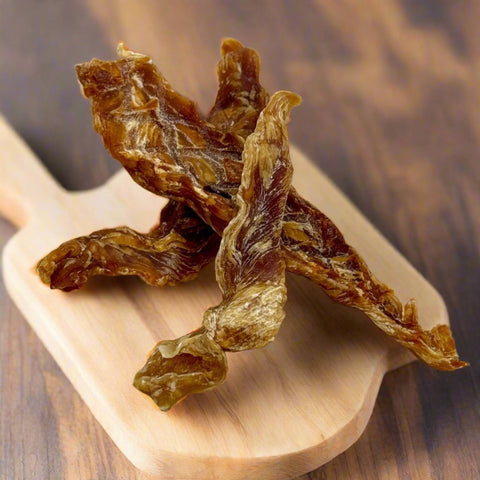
left=1, top=1, right=479, bottom=478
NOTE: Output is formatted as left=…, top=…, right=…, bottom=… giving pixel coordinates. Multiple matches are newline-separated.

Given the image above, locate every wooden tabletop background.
left=1, top=1, right=479, bottom=479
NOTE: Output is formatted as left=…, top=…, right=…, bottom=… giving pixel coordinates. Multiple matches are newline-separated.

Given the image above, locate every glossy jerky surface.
left=133, top=328, right=227, bottom=411
left=203, top=91, right=298, bottom=351
left=208, top=38, right=269, bottom=142
left=38, top=39, right=268, bottom=291
left=134, top=91, right=297, bottom=409
left=76, top=43, right=242, bottom=234
left=38, top=38, right=466, bottom=411
left=37, top=201, right=219, bottom=290
left=73, top=41, right=465, bottom=371
left=281, top=193, right=467, bottom=370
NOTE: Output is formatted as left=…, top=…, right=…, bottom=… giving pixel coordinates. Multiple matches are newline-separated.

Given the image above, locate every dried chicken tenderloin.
left=40, top=39, right=466, bottom=374
left=70, top=41, right=465, bottom=371
left=281, top=192, right=467, bottom=370
left=203, top=90, right=299, bottom=350
left=134, top=91, right=299, bottom=410
left=38, top=39, right=267, bottom=291
left=75, top=42, right=246, bottom=234
left=207, top=38, right=268, bottom=141
left=133, top=328, right=227, bottom=411
left=37, top=201, right=219, bottom=290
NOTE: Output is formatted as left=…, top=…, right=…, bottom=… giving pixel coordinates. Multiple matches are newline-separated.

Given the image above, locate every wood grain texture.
left=2, top=114, right=436, bottom=478
left=0, top=0, right=478, bottom=479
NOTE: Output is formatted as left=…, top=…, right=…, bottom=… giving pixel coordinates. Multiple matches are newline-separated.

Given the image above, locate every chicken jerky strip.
left=281, top=192, right=466, bottom=370
left=134, top=91, right=298, bottom=410
left=202, top=91, right=298, bottom=351
left=208, top=38, right=269, bottom=141
left=37, top=201, right=219, bottom=290
left=75, top=42, right=245, bottom=234
left=132, top=329, right=227, bottom=411
left=68, top=42, right=465, bottom=371
left=38, top=39, right=267, bottom=291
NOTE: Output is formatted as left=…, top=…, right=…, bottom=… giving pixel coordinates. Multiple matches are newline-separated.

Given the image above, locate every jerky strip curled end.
left=36, top=201, right=219, bottom=291
left=133, top=328, right=227, bottom=411
left=393, top=299, right=467, bottom=370
left=208, top=38, right=268, bottom=141
left=204, top=91, right=300, bottom=351
left=134, top=91, right=299, bottom=409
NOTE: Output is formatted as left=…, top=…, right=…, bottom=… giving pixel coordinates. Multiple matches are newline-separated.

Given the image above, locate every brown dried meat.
left=37, top=201, right=219, bottom=290
left=70, top=41, right=465, bottom=371
left=38, top=39, right=267, bottom=291
left=281, top=192, right=467, bottom=370
left=202, top=91, right=299, bottom=351
left=39, top=38, right=466, bottom=401
left=75, top=42, right=244, bottom=234
left=134, top=91, right=298, bottom=410
left=208, top=38, right=269, bottom=141
left=133, top=328, right=227, bottom=411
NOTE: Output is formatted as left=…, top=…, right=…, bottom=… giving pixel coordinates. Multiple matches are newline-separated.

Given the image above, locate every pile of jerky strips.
left=37, top=39, right=466, bottom=411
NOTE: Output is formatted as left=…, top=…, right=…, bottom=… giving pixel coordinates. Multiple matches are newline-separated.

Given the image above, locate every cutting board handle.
left=0, top=115, right=64, bottom=228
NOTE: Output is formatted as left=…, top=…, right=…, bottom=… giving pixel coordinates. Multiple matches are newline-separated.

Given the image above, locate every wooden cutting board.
left=0, top=114, right=448, bottom=480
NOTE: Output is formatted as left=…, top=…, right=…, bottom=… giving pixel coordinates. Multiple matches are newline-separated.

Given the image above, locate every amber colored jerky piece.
left=133, top=328, right=227, bottom=411
left=208, top=38, right=268, bottom=142
left=281, top=192, right=468, bottom=370
left=67, top=41, right=467, bottom=371
left=203, top=91, right=299, bottom=351
left=73, top=39, right=268, bottom=234
left=37, top=201, right=219, bottom=291
left=134, top=91, right=299, bottom=409
left=75, top=42, right=466, bottom=371
left=76, top=43, right=243, bottom=234
left=38, top=39, right=267, bottom=291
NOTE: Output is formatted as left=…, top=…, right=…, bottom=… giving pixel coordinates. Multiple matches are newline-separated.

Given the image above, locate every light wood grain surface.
left=1, top=114, right=443, bottom=478
left=1, top=1, right=479, bottom=479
